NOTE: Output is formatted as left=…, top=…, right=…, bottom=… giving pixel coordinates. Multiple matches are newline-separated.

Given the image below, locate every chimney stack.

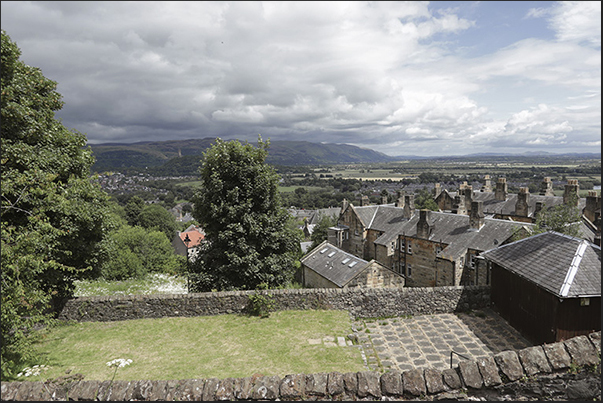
left=452, top=194, right=466, bottom=215
left=416, top=209, right=432, bottom=239
left=395, top=191, right=405, bottom=208
left=495, top=178, right=507, bottom=201
left=403, top=194, right=414, bottom=218
left=539, top=177, right=555, bottom=196
left=585, top=190, right=601, bottom=224
left=482, top=175, right=492, bottom=192
left=463, top=185, right=473, bottom=214
left=360, top=195, right=370, bottom=206
left=342, top=198, right=349, bottom=212
left=470, top=201, right=485, bottom=230
left=563, top=180, right=579, bottom=206
left=381, top=195, right=388, bottom=205
left=515, top=187, right=530, bottom=217
left=434, top=183, right=442, bottom=199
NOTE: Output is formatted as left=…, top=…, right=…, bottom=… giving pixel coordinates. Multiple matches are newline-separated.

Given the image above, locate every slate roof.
left=445, top=191, right=586, bottom=217
left=350, top=204, right=533, bottom=260
left=301, top=241, right=370, bottom=287
left=481, top=231, right=601, bottom=298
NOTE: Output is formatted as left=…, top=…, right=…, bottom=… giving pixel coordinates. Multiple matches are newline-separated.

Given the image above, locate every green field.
left=22, top=310, right=364, bottom=382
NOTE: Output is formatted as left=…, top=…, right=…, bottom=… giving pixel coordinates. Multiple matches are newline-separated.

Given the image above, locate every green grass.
left=25, top=310, right=364, bottom=382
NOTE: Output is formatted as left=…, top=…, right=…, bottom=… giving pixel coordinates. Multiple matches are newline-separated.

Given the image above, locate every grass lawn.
left=27, top=310, right=365, bottom=382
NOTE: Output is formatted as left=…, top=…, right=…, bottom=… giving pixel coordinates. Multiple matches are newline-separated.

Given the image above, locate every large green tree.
left=190, top=137, right=301, bottom=291
left=1, top=30, right=114, bottom=379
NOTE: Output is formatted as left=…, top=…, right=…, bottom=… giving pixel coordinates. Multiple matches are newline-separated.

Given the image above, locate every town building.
left=328, top=199, right=534, bottom=287
left=172, top=224, right=205, bottom=261
left=300, top=240, right=404, bottom=289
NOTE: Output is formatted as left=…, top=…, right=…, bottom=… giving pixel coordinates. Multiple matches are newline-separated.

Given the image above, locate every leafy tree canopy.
left=190, top=137, right=301, bottom=291
left=1, top=30, right=114, bottom=379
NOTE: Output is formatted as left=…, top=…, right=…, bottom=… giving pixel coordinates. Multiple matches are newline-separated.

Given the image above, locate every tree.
left=1, top=30, right=115, bottom=379
left=414, top=187, right=439, bottom=211
left=310, top=215, right=338, bottom=249
left=533, top=195, right=583, bottom=237
left=98, top=225, right=184, bottom=280
left=137, top=204, right=177, bottom=239
left=190, top=137, right=301, bottom=291
left=124, top=195, right=145, bottom=226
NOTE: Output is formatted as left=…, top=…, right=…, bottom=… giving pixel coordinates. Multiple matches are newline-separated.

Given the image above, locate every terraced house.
left=328, top=198, right=535, bottom=288
left=434, top=177, right=601, bottom=244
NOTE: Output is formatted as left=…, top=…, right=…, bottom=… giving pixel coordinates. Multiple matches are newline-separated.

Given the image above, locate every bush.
left=100, top=226, right=184, bottom=280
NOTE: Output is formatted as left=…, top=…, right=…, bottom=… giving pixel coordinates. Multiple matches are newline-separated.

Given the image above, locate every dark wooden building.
left=482, top=231, right=601, bottom=345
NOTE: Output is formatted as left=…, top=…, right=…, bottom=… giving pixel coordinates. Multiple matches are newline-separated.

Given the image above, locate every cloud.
left=0, top=1, right=600, bottom=156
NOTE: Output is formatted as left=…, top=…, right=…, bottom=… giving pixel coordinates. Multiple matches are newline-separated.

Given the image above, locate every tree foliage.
left=190, top=137, right=301, bottom=291
left=533, top=195, right=583, bottom=237
left=1, top=30, right=114, bottom=379
left=310, top=215, right=338, bottom=250
left=97, top=225, right=184, bottom=280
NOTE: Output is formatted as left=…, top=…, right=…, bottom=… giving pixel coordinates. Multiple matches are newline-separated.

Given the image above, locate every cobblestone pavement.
left=352, top=308, right=533, bottom=373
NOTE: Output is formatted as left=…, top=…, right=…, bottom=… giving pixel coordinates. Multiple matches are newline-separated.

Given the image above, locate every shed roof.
left=300, top=241, right=370, bottom=287
left=481, top=231, right=601, bottom=298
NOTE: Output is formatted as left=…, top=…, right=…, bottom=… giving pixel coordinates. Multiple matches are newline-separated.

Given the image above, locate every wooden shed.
left=481, top=231, right=601, bottom=344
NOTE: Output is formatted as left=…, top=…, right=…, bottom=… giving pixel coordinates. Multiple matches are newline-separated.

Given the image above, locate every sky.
left=1, top=1, right=600, bottom=157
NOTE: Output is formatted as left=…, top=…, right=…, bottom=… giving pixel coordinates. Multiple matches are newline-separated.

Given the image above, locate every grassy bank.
left=23, top=310, right=364, bottom=382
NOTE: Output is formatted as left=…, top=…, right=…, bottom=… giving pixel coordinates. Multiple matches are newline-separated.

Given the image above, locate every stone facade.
left=2, top=332, right=600, bottom=401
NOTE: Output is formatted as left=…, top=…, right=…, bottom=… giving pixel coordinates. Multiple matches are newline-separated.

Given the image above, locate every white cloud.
left=0, top=1, right=599, bottom=156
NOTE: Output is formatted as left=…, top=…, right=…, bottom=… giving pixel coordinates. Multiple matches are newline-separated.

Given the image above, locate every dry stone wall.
left=1, top=332, right=600, bottom=401
left=59, top=285, right=490, bottom=322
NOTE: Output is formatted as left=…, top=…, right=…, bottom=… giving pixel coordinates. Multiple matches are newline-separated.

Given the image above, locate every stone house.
left=328, top=199, right=534, bottom=287
left=300, top=240, right=404, bottom=289
left=172, top=224, right=205, bottom=261
left=482, top=231, right=601, bottom=344
left=435, top=178, right=601, bottom=244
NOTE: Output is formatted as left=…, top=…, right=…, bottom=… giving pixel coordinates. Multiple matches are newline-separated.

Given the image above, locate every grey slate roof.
left=481, top=231, right=601, bottom=298
left=351, top=205, right=533, bottom=260
left=446, top=191, right=586, bottom=217
left=301, top=241, right=369, bottom=287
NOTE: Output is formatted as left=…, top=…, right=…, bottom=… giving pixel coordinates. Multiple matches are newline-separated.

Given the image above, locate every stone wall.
left=2, top=332, right=600, bottom=401
left=58, top=285, right=490, bottom=323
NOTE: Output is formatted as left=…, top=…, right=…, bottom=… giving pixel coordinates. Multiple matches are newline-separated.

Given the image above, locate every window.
left=400, top=239, right=406, bottom=250
left=407, top=241, right=412, bottom=254
left=435, top=245, right=442, bottom=254
left=407, top=264, right=412, bottom=276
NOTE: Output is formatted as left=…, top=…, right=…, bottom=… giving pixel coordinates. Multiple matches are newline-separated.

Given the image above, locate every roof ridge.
left=559, top=240, right=589, bottom=297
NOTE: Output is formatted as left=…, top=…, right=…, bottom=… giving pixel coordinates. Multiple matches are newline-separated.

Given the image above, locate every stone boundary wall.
left=59, top=285, right=490, bottom=322
left=2, top=332, right=600, bottom=401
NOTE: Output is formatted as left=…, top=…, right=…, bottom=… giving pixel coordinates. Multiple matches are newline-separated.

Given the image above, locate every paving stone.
left=324, top=341, right=337, bottom=347
left=308, top=338, right=322, bottom=345
left=518, top=346, right=552, bottom=376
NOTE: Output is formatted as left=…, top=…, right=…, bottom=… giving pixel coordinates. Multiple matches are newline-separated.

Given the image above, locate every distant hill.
left=88, top=138, right=396, bottom=173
